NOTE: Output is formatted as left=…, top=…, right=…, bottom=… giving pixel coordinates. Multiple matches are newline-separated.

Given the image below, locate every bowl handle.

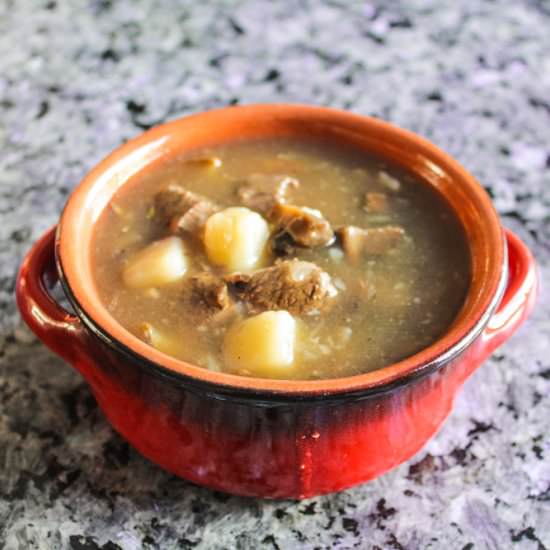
left=481, top=229, right=538, bottom=354
left=16, top=225, right=87, bottom=365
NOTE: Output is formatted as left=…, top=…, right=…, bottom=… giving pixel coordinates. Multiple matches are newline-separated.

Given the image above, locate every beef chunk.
left=225, top=260, right=337, bottom=315
left=185, top=157, right=222, bottom=168
left=336, top=225, right=405, bottom=261
left=237, top=174, right=299, bottom=214
left=155, top=185, right=218, bottom=236
left=270, top=203, right=334, bottom=248
left=170, top=201, right=218, bottom=235
left=182, top=273, right=231, bottom=319
left=155, top=185, right=196, bottom=221
left=236, top=174, right=333, bottom=248
left=364, top=192, right=388, bottom=213
left=271, top=232, right=297, bottom=257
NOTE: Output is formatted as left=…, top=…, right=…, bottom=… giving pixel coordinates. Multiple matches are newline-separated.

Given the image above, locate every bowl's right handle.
left=16, top=225, right=88, bottom=367
left=481, top=229, right=538, bottom=355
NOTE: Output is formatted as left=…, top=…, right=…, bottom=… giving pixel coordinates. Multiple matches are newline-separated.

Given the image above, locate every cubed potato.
left=223, top=311, right=296, bottom=377
left=204, top=207, right=269, bottom=271
left=122, top=236, right=188, bottom=288
left=138, top=322, right=182, bottom=356
left=378, top=170, right=401, bottom=192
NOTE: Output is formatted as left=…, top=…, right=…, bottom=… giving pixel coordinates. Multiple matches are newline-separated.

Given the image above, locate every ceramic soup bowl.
left=16, top=105, right=537, bottom=499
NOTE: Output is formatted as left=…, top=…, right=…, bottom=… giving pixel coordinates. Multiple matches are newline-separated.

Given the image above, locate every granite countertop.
left=1, top=1, right=549, bottom=548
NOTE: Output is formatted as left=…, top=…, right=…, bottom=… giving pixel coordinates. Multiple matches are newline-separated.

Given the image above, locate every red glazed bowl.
left=16, top=105, right=537, bottom=499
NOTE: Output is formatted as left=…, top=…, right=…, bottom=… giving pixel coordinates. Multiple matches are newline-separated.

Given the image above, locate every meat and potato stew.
left=92, top=139, right=470, bottom=380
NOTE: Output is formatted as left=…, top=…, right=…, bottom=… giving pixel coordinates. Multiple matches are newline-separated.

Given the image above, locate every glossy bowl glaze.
left=16, top=105, right=538, bottom=498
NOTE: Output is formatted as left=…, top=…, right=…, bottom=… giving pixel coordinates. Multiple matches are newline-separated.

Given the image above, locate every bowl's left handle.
left=16, top=225, right=87, bottom=365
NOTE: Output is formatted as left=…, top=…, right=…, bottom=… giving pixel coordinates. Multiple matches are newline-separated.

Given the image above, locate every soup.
left=92, top=139, right=470, bottom=380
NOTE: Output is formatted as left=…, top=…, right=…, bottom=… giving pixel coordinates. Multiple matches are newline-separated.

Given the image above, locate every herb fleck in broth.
left=92, top=138, right=470, bottom=380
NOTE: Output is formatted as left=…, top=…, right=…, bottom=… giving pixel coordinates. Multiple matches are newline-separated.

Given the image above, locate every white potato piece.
left=139, top=322, right=182, bottom=356
left=378, top=170, right=401, bottom=192
left=204, top=207, right=270, bottom=271
left=223, top=311, right=296, bottom=377
left=122, top=236, right=188, bottom=288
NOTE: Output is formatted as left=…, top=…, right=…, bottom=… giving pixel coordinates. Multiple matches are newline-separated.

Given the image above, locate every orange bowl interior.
left=58, top=104, right=505, bottom=396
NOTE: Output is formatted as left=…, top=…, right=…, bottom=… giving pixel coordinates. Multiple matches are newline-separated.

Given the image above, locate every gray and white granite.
left=1, top=1, right=549, bottom=548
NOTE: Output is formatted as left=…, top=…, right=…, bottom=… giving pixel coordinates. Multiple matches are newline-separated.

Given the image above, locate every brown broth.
left=92, top=138, right=470, bottom=380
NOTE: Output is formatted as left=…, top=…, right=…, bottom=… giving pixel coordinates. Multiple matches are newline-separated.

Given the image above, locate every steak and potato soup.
left=92, top=139, right=470, bottom=380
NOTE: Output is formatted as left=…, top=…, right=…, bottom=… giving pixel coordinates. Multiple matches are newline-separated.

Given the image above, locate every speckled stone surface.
left=1, top=1, right=549, bottom=548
